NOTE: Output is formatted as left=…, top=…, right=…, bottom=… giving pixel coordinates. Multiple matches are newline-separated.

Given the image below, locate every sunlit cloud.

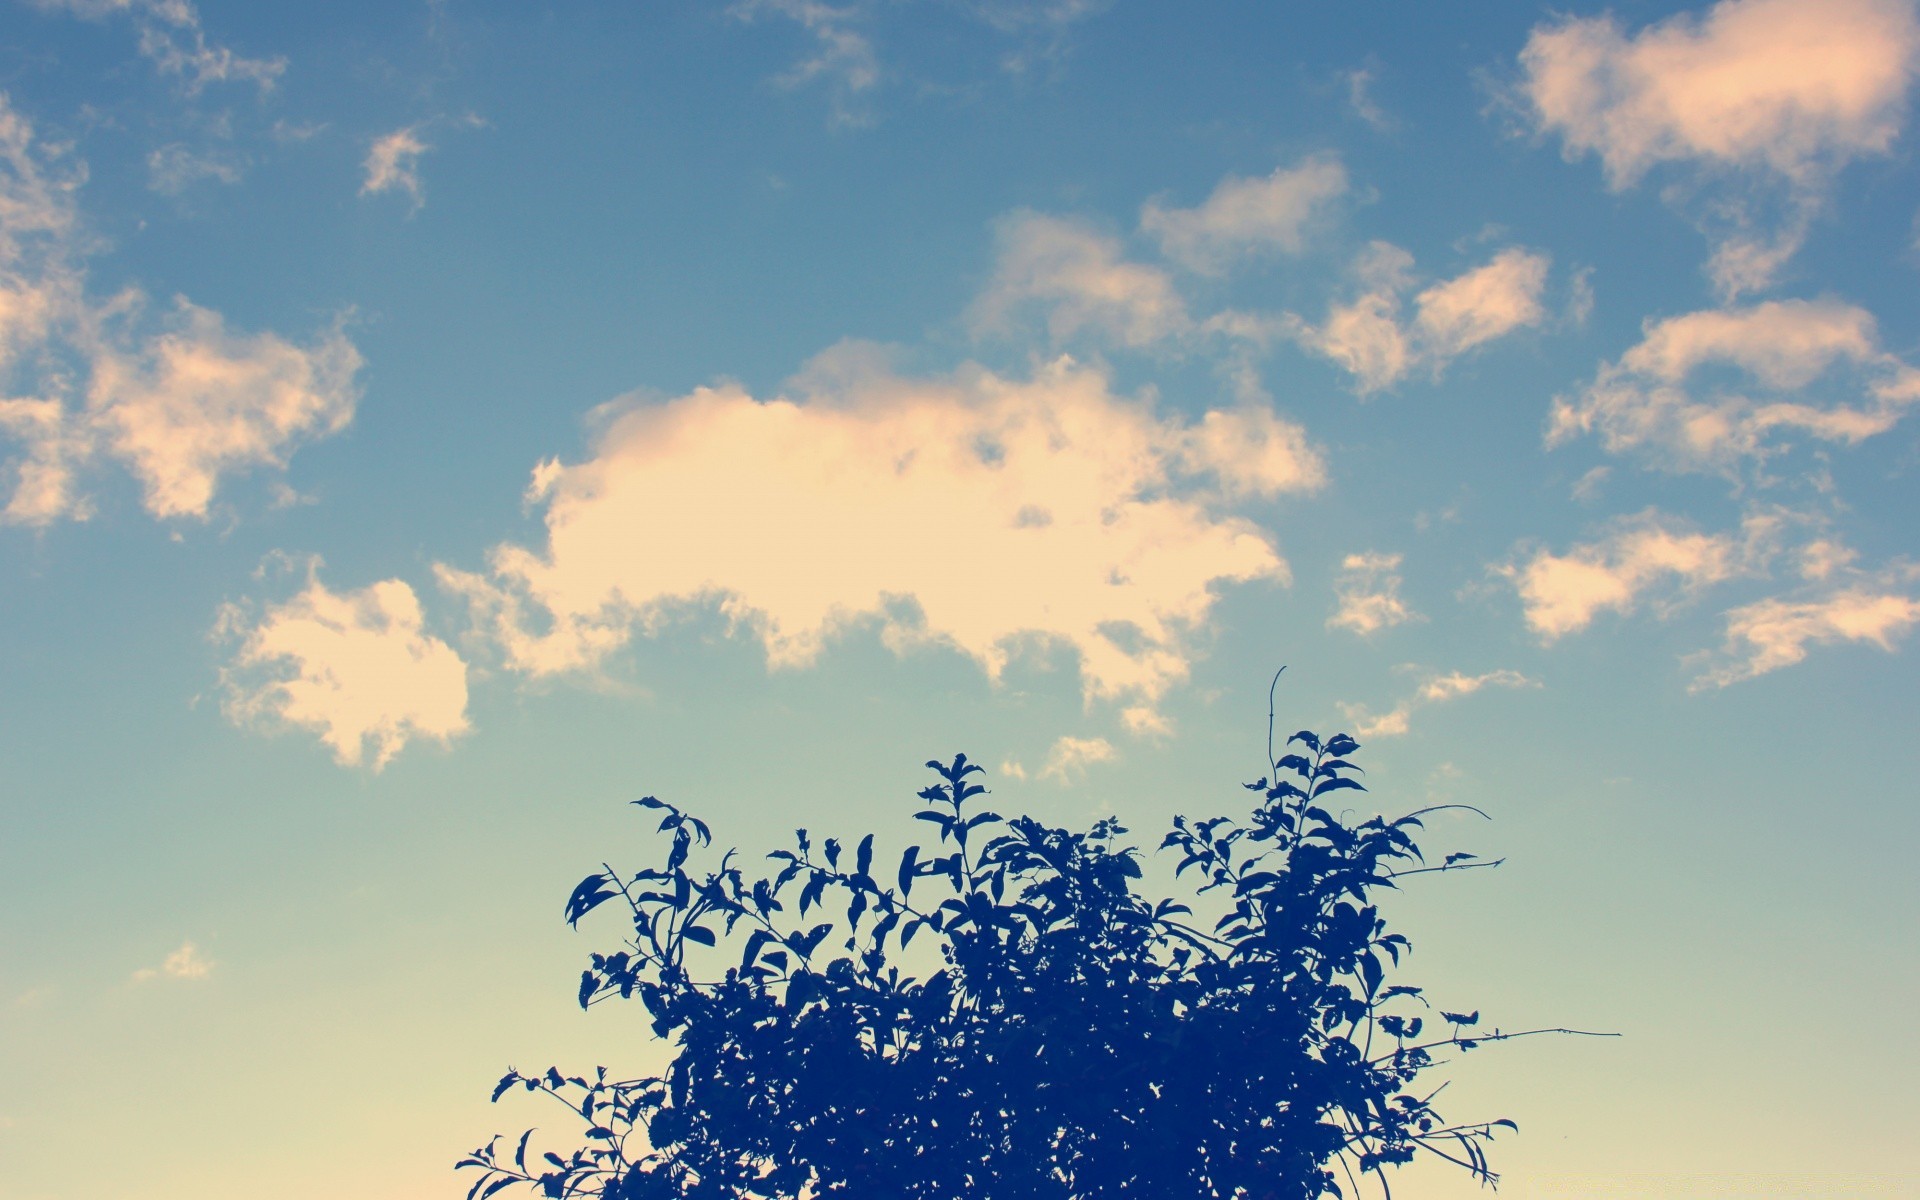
left=972, top=212, right=1189, bottom=348
left=0, top=96, right=361, bottom=525
left=1328, top=551, right=1420, bottom=636
left=220, top=567, right=471, bottom=770
left=439, top=347, right=1320, bottom=718
left=1517, top=0, right=1920, bottom=296
left=1291, top=243, right=1550, bottom=392
left=1037, top=734, right=1116, bottom=781
left=146, top=143, right=242, bottom=194
left=361, top=127, right=429, bottom=209
left=1501, top=509, right=1778, bottom=640
left=1548, top=299, right=1920, bottom=479
left=1141, top=156, right=1347, bottom=273
left=1696, top=577, right=1920, bottom=688
left=1338, top=668, right=1536, bottom=740
left=132, top=940, right=213, bottom=983
left=731, top=0, right=880, bottom=125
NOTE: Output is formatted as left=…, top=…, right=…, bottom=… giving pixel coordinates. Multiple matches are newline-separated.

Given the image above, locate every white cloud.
left=32, top=0, right=285, bottom=93
left=1345, top=66, right=1391, bottom=131
left=972, top=212, right=1188, bottom=347
left=1293, top=243, right=1551, bottom=392
left=1140, top=156, right=1347, bottom=273
left=731, top=0, right=880, bottom=125
left=438, top=349, right=1318, bottom=716
left=1517, top=0, right=1920, bottom=295
left=0, top=95, right=359, bottom=525
left=132, top=940, right=213, bottom=983
left=1328, top=551, right=1420, bottom=636
left=361, top=128, right=429, bottom=209
left=1548, top=299, right=1920, bottom=478
left=1501, top=510, right=1777, bottom=640
left=1338, top=668, right=1536, bottom=740
left=1037, top=734, right=1116, bottom=782
left=1698, top=582, right=1920, bottom=687
left=220, top=569, right=471, bottom=770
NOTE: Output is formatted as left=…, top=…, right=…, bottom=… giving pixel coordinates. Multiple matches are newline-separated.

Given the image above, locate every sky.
left=1, top=0, right=1917, bottom=1196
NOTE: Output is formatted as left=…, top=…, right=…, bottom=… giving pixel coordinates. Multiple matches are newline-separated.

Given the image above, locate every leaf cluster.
left=460, top=729, right=1536, bottom=1200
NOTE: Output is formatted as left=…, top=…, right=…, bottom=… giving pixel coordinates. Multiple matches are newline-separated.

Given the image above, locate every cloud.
left=1344, top=66, right=1391, bottom=131
left=147, top=143, right=242, bottom=194
left=1547, top=299, right=1920, bottom=478
left=1292, top=243, right=1551, bottom=392
left=1517, top=0, right=1920, bottom=295
left=1338, top=668, right=1537, bottom=740
left=731, top=0, right=880, bottom=125
left=1140, top=156, right=1347, bottom=273
left=1037, top=734, right=1115, bottom=782
left=1328, top=551, right=1420, bottom=636
left=0, top=95, right=359, bottom=525
left=1698, top=580, right=1920, bottom=687
left=361, top=128, right=429, bottom=209
left=220, top=568, right=471, bottom=770
left=972, top=212, right=1188, bottom=347
left=132, top=940, right=212, bottom=983
left=1501, top=509, right=1778, bottom=640
left=438, top=349, right=1318, bottom=716
left=31, top=0, right=285, bottom=93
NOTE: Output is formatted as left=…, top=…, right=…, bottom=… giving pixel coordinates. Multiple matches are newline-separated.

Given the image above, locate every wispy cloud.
left=438, top=346, right=1319, bottom=721
left=31, top=0, right=286, bottom=94
left=1328, top=552, right=1420, bottom=636
left=220, top=566, right=471, bottom=770
left=1339, top=668, right=1537, bottom=740
left=1697, top=577, right=1920, bottom=688
left=132, top=940, right=213, bottom=983
left=146, top=142, right=242, bottom=194
left=1548, top=299, right=1920, bottom=479
left=1516, top=0, right=1920, bottom=296
left=1037, top=734, right=1115, bottom=782
left=732, top=0, right=880, bottom=126
left=1140, top=156, right=1347, bottom=274
left=0, top=96, right=361, bottom=525
left=972, top=212, right=1189, bottom=347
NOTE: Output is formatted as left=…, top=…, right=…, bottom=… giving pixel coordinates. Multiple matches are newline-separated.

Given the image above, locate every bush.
left=460, top=692, right=1572, bottom=1198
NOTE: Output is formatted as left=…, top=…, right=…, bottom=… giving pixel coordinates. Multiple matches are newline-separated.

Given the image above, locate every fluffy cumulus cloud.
left=1548, top=299, right=1920, bottom=478
left=1502, top=509, right=1779, bottom=640
left=972, top=212, right=1189, bottom=348
left=0, top=95, right=360, bottom=524
left=221, top=570, right=471, bottom=770
left=1518, top=0, right=1920, bottom=294
left=1292, top=243, right=1550, bottom=392
left=132, top=940, right=213, bottom=983
left=1141, top=156, right=1348, bottom=273
left=1327, top=551, right=1419, bottom=636
left=438, top=349, right=1321, bottom=716
left=1338, top=669, right=1536, bottom=740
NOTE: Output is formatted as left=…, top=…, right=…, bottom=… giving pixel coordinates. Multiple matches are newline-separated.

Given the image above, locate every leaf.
left=490, top=1072, right=519, bottom=1103
left=898, top=845, right=920, bottom=897
left=856, top=833, right=874, bottom=877
left=515, top=1129, right=534, bottom=1170
left=563, top=873, right=617, bottom=928
left=632, top=796, right=666, bottom=810
left=681, top=924, right=716, bottom=947
left=577, top=971, right=596, bottom=1010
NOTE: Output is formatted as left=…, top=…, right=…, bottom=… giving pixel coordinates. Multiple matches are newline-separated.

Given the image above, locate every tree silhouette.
left=461, top=681, right=1594, bottom=1198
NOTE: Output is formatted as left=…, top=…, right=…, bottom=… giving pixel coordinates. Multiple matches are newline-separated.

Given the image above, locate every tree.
left=460, top=683, right=1589, bottom=1198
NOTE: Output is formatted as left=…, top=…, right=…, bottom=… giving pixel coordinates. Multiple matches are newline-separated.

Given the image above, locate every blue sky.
left=2, top=1, right=1918, bottom=1196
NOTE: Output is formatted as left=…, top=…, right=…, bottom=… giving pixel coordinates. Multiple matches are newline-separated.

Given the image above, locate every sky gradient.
left=2, top=1, right=1918, bottom=1197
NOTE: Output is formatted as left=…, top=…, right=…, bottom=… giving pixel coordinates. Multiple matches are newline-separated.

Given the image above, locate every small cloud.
left=1140, top=156, right=1348, bottom=274
left=1291, top=243, right=1550, bottom=393
left=1338, top=668, right=1537, bottom=740
left=220, top=566, right=471, bottom=770
left=1037, top=734, right=1116, bottom=782
left=1119, top=704, right=1172, bottom=737
left=1344, top=65, right=1391, bottom=131
left=1548, top=299, right=1920, bottom=481
left=33, top=0, right=286, bottom=94
left=1570, top=465, right=1611, bottom=503
left=1500, top=509, right=1777, bottom=640
left=1694, top=563, right=1920, bottom=687
left=998, top=758, right=1029, bottom=780
left=361, top=127, right=429, bottom=209
left=971, top=211, right=1189, bottom=347
left=1328, top=551, right=1421, bottom=636
left=132, top=940, right=213, bottom=983
left=146, top=143, right=243, bottom=194
left=731, top=0, right=880, bottom=127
